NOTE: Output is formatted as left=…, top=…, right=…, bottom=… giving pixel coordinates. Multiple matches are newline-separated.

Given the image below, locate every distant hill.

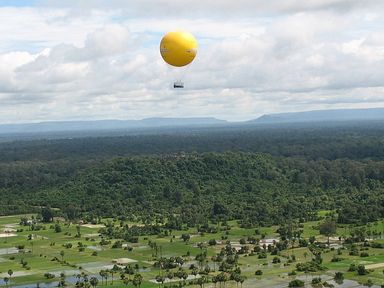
left=2, top=108, right=384, bottom=137
left=0, top=117, right=227, bottom=134
left=252, top=108, right=384, bottom=124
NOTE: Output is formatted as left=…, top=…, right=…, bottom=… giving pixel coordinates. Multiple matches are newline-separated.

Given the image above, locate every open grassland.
left=1, top=214, right=384, bottom=287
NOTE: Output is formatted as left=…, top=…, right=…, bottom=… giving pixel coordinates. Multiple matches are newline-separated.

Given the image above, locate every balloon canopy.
left=160, top=31, right=198, bottom=67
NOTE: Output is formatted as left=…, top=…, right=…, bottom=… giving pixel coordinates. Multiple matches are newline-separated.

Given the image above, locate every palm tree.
left=167, top=271, right=174, bottom=286
left=155, top=275, right=164, bottom=287
left=76, top=273, right=82, bottom=285
left=223, top=274, right=228, bottom=288
left=212, top=276, right=217, bottom=288
left=110, top=268, right=115, bottom=285
left=211, top=255, right=217, bottom=272
left=233, top=274, right=240, bottom=288
left=192, top=267, right=198, bottom=278
left=217, top=272, right=228, bottom=288
left=197, top=275, right=208, bottom=288
left=7, top=270, right=13, bottom=286
left=104, top=270, right=109, bottom=285
left=176, top=256, right=184, bottom=268
left=82, top=273, right=89, bottom=285
left=133, top=273, right=143, bottom=288
left=125, top=265, right=135, bottom=280
left=239, top=276, right=246, bottom=288
left=90, top=276, right=98, bottom=287
left=3, top=277, right=9, bottom=287
left=181, top=271, right=188, bottom=286
left=123, top=277, right=131, bottom=287
left=98, top=270, right=104, bottom=286
left=58, top=272, right=66, bottom=287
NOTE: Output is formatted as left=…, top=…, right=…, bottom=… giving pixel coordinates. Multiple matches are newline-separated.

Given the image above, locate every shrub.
left=348, top=264, right=357, bottom=272
left=288, top=279, right=305, bottom=287
left=63, top=243, right=72, bottom=249
left=272, top=257, right=281, bottom=264
left=44, top=273, right=55, bottom=279
left=208, top=239, right=217, bottom=246
left=258, top=252, right=267, bottom=259
left=365, top=279, right=374, bottom=287
left=357, top=265, right=369, bottom=275
left=360, top=252, right=369, bottom=257
left=112, top=240, right=123, bottom=248
left=331, top=255, right=343, bottom=262
left=371, top=242, right=384, bottom=249
left=334, top=272, right=344, bottom=281
left=296, top=261, right=324, bottom=272
left=312, top=277, right=322, bottom=284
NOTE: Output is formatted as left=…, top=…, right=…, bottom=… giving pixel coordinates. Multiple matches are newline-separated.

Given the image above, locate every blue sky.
left=0, top=0, right=383, bottom=123
left=0, top=0, right=36, bottom=7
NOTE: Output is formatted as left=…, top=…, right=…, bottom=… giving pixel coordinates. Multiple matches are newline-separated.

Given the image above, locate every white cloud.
left=39, top=0, right=384, bottom=17
left=0, top=1, right=383, bottom=123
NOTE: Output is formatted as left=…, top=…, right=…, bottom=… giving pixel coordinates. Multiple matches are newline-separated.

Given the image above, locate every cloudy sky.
left=0, top=0, right=384, bottom=123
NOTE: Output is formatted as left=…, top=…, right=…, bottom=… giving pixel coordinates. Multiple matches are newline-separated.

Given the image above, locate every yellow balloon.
left=160, top=31, right=198, bottom=67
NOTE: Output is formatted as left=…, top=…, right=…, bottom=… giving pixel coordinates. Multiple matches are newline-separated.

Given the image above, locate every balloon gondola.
left=173, top=81, right=184, bottom=88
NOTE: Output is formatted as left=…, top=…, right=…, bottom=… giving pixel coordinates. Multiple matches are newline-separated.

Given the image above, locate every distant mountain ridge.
left=1, top=108, right=384, bottom=135
left=0, top=117, right=227, bottom=134
left=252, top=108, right=384, bottom=124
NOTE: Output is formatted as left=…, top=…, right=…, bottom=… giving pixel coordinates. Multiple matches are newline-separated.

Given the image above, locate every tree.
left=319, top=220, right=337, bottom=247
left=239, top=276, right=246, bottom=288
left=167, top=271, right=174, bottom=284
left=98, top=270, right=105, bottom=285
left=155, top=275, right=165, bottom=287
left=103, top=270, right=109, bottom=285
left=58, top=272, right=66, bottom=287
left=3, top=277, right=9, bottom=287
left=357, top=265, right=369, bottom=275
left=176, top=256, right=184, bottom=267
left=197, top=276, right=207, bottom=288
left=212, top=276, right=218, bottom=288
left=288, top=279, right=305, bottom=287
left=217, top=272, right=228, bottom=288
left=133, top=273, right=143, bottom=288
left=90, top=276, right=98, bottom=287
left=123, top=277, right=131, bottom=286
left=110, top=266, right=118, bottom=285
left=76, top=225, right=81, bottom=238
left=54, top=223, right=62, bottom=233
left=233, top=273, right=241, bottom=288
left=76, top=273, right=82, bottom=285
left=60, top=250, right=65, bottom=262
left=334, top=272, right=344, bottom=284
left=211, top=255, right=220, bottom=272
left=181, top=234, right=190, bottom=243
left=41, top=207, right=54, bottom=223
left=7, top=269, right=13, bottom=286
left=192, top=267, right=198, bottom=278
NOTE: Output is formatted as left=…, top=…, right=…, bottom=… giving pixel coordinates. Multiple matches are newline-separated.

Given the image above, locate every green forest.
left=1, top=122, right=384, bottom=287
left=1, top=122, right=384, bottom=225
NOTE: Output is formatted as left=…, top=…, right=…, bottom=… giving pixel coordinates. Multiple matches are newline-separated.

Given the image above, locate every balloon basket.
left=173, top=81, right=184, bottom=88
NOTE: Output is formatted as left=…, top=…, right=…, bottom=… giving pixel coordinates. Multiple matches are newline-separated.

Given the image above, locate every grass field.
left=1, top=214, right=384, bottom=287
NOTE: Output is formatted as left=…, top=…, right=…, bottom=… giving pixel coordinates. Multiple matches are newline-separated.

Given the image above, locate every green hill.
left=4, top=152, right=383, bottom=227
